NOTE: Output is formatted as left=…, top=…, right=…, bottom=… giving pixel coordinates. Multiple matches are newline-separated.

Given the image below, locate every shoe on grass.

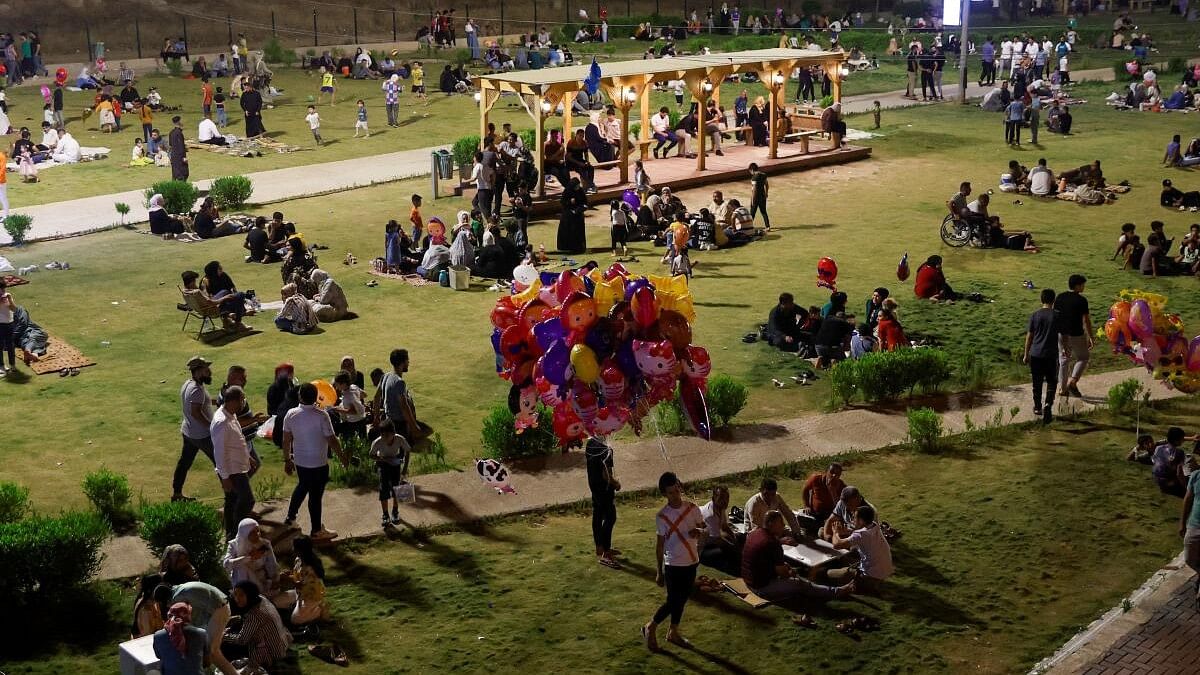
left=312, top=528, right=339, bottom=541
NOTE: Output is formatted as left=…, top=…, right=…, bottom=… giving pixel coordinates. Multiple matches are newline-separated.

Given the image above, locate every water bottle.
left=439, top=269, right=450, bottom=287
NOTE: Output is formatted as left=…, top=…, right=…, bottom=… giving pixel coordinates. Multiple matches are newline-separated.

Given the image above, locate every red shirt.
left=802, top=472, right=844, bottom=516
left=913, top=264, right=944, bottom=299
left=877, top=316, right=909, bottom=351
left=741, top=528, right=784, bottom=589
left=201, top=82, right=213, bottom=105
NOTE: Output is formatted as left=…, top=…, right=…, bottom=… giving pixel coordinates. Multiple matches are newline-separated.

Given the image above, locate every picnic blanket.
left=368, top=269, right=434, bottom=287
left=22, top=334, right=96, bottom=375
left=186, top=136, right=305, bottom=157
left=721, top=578, right=771, bottom=608
left=2, top=274, right=29, bottom=287
left=1055, top=183, right=1131, bottom=204
left=5, top=147, right=111, bottom=171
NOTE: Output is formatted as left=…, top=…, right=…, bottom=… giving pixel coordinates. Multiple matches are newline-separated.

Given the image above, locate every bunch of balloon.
left=1101, top=289, right=1200, bottom=393
left=490, top=262, right=714, bottom=449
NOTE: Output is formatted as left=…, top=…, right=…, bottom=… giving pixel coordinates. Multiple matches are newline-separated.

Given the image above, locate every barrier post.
left=135, top=17, right=142, bottom=59
left=313, top=10, right=319, bottom=46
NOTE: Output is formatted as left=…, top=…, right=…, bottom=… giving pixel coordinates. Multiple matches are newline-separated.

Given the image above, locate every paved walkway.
left=4, top=63, right=1124, bottom=244
left=99, top=365, right=1179, bottom=579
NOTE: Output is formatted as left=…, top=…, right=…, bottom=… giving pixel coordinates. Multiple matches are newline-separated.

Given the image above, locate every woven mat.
left=2, top=274, right=29, bottom=287
left=186, top=137, right=306, bottom=157
left=368, top=269, right=433, bottom=287
left=22, top=335, right=97, bottom=375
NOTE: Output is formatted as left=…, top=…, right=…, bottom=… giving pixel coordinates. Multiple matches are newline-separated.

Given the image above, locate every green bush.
left=145, top=180, right=200, bottom=215
left=828, top=348, right=952, bottom=405
left=1113, top=59, right=1135, bottom=81
left=209, top=175, right=254, bottom=210
left=1166, top=57, right=1188, bottom=74
left=820, top=94, right=835, bottom=109
left=724, top=35, right=778, bottom=52
left=114, top=201, right=131, bottom=226
left=954, top=351, right=995, bottom=392
left=651, top=398, right=687, bottom=436
left=0, top=481, right=30, bottom=524
left=3, top=213, right=33, bottom=245
left=82, top=469, right=136, bottom=529
left=906, top=407, right=944, bottom=453
left=331, top=435, right=376, bottom=488
left=0, top=512, right=108, bottom=601
left=454, top=48, right=473, bottom=65
left=165, top=58, right=183, bottom=76
left=139, top=500, right=224, bottom=572
left=481, top=403, right=559, bottom=460
left=1107, top=378, right=1147, bottom=414
left=519, top=128, right=536, bottom=150
left=263, top=37, right=295, bottom=65
left=414, top=433, right=454, bottom=474
left=452, top=134, right=482, bottom=174
left=707, top=375, right=749, bottom=428
left=830, top=30, right=892, bottom=53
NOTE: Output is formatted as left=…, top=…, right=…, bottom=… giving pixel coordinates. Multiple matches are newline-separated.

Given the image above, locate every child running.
left=369, top=419, right=411, bottom=527
left=318, top=66, right=336, bottom=106
left=353, top=99, right=369, bottom=138
left=305, top=105, right=323, bottom=146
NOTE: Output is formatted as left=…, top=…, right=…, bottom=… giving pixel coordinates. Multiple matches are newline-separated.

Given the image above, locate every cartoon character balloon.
left=817, top=257, right=838, bottom=291
left=488, top=264, right=713, bottom=446
left=476, top=458, right=517, bottom=495
left=1102, top=289, right=1200, bottom=393
left=896, top=251, right=910, bottom=282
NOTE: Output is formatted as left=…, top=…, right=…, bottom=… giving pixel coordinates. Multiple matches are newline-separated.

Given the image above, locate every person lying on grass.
left=966, top=194, right=1039, bottom=252
left=742, top=510, right=853, bottom=603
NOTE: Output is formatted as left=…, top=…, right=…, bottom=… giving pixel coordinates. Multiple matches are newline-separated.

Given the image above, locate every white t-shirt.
left=197, top=118, right=221, bottom=141
left=699, top=500, right=725, bottom=538
left=305, top=112, right=321, bottom=130
left=41, top=128, right=59, bottom=148
left=656, top=501, right=704, bottom=567
left=180, top=379, right=212, bottom=439
left=651, top=112, right=671, bottom=134
left=845, top=523, right=895, bottom=580
left=211, top=406, right=251, bottom=478
left=1029, top=166, right=1053, bottom=195
left=1000, top=40, right=1013, bottom=58
left=283, top=404, right=336, bottom=468
left=1059, top=56, right=1069, bottom=71
left=338, top=384, right=367, bottom=423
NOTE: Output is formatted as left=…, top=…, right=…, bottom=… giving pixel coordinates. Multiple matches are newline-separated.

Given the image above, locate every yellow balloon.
left=569, top=344, right=602, bottom=383
left=311, top=379, right=337, bottom=409
left=510, top=278, right=542, bottom=307
left=592, top=277, right=625, bottom=316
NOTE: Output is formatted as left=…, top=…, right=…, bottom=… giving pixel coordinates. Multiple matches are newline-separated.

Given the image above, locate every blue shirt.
left=1152, top=443, right=1184, bottom=481
left=1006, top=101, right=1025, bottom=121
left=981, top=43, right=995, bottom=62
left=153, top=626, right=209, bottom=675
left=357, top=107, right=367, bottom=122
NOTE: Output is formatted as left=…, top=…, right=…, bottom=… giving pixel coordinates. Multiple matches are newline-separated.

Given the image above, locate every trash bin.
left=433, top=149, right=454, bottom=180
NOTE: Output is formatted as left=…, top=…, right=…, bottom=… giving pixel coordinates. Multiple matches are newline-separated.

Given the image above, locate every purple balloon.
left=539, top=271, right=560, bottom=288
left=624, top=276, right=653, bottom=302
left=585, top=317, right=618, bottom=361
left=534, top=318, right=569, bottom=352
left=542, top=341, right=573, bottom=386
left=623, top=188, right=641, bottom=212
left=491, top=328, right=502, bottom=356
left=615, top=339, right=640, bottom=378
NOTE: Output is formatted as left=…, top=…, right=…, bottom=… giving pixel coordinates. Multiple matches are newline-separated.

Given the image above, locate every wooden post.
left=768, top=77, right=779, bottom=160
left=619, top=104, right=631, bottom=184
left=534, top=97, right=547, bottom=198
left=696, top=87, right=708, bottom=172
left=639, top=80, right=652, bottom=157
left=831, top=60, right=843, bottom=103
left=563, top=91, right=574, bottom=140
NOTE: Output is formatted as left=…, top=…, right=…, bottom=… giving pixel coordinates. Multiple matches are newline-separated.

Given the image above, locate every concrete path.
left=99, top=365, right=1179, bottom=579
left=3, top=62, right=1124, bottom=244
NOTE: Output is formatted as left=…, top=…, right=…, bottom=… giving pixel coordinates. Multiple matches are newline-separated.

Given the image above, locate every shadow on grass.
left=655, top=643, right=755, bottom=674
left=0, top=584, right=128, bottom=660
left=890, top=540, right=952, bottom=586
left=199, top=328, right=265, bottom=346
left=323, top=543, right=433, bottom=611
left=693, top=301, right=754, bottom=309
left=397, top=488, right=522, bottom=544
left=615, top=557, right=776, bottom=627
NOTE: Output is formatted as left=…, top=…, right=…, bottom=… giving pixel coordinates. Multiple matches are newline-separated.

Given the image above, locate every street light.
left=624, top=87, right=638, bottom=103
left=771, top=71, right=785, bottom=86
left=540, top=100, right=552, bottom=114
left=473, top=92, right=482, bottom=103
left=839, top=65, right=850, bottom=77
left=701, top=79, right=714, bottom=92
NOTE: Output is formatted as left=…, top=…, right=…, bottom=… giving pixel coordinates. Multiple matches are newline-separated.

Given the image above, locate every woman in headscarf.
left=417, top=234, right=451, bottom=279
left=225, top=580, right=292, bottom=670
left=159, top=544, right=199, bottom=585
left=240, top=79, right=265, bottom=138
left=222, top=518, right=292, bottom=609
left=449, top=219, right=476, bottom=269
left=275, top=283, right=318, bottom=334
left=152, top=602, right=209, bottom=674
left=288, top=535, right=331, bottom=625
left=309, top=269, right=349, bottom=322
left=148, top=194, right=187, bottom=238
left=747, top=96, right=769, bottom=147
left=557, top=177, right=588, bottom=253
left=131, top=573, right=164, bottom=638
left=584, top=112, right=614, bottom=163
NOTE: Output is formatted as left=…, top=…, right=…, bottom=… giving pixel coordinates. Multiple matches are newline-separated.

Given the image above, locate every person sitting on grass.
left=132, top=574, right=165, bottom=639
left=813, top=311, right=855, bottom=368
left=154, top=581, right=238, bottom=675
left=159, top=545, right=200, bottom=586
left=876, top=299, right=911, bottom=351
left=914, top=255, right=958, bottom=302
left=152, top=601, right=210, bottom=675
left=1177, top=237, right=1200, bottom=276
left=821, top=485, right=875, bottom=541
left=197, top=116, right=226, bottom=146
left=1160, top=179, right=1200, bottom=210
left=828, top=504, right=895, bottom=594
left=745, top=477, right=802, bottom=541
left=286, top=535, right=331, bottom=625
left=192, top=198, right=242, bottom=239
left=222, top=518, right=291, bottom=610
left=243, top=217, right=278, bottom=264
left=149, top=193, right=194, bottom=239
left=308, top=269, right=350, bottom=322
left=1140, top=233, right=1175, bottom=277
left=281, top=236, right=318, bottom=285
left=182, top=270, right=249, bottom=332
left=766, top=292, right=808, bottom=353
left=699, top=485, right=742, bottom=576
left=1113, top=223, right=1137, bottom=260
left=223, top=580, right=292, bottom=670
left=1152, top=427, right=1191, bottom=497
left=742, top=510, right=854, bottom=602
left=1029, top=158, right=1056, bottom=196
left=275, top=283, right=318, bottom=335
left=1127, top=433, right=1156, bottom=465
left=801, top=463, right=845, bottom=534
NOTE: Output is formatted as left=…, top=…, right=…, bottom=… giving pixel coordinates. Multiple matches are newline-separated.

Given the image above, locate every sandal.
left=308, top=644, right=349, bottom=667
left=597, top=556, right=623, bottom=570
left=640, top=624, right=659, bottom=652
left=791, top=614, right=817, bottom=628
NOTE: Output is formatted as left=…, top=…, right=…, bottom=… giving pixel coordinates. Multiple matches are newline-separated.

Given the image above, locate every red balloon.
left=518, top=298, right=552, bottom=332
left=555, top=270, right=586, bottom=304
left=499, top=324, right=531, bottom=367
left=490, top=296, right=519, bottom=330
left=896, top=252, right=910, bottom=282
left=553, top=403, right=587, bottom=449
left=631, top=287, right=660, bottom=330
left=657, top=309, right=693, bottom=354
left=817, top=256, right=839, bottom=291
left=604, top=263, right=630, bottom=281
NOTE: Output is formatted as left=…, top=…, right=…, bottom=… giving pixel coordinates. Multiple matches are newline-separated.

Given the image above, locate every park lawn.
left=3, top=76, right=1200, bottom=509
left=1, top=399, right=1191, bottom=674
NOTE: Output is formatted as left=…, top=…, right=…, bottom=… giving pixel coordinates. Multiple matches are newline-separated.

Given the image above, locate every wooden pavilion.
left=475, top=48, right=871, bottom=211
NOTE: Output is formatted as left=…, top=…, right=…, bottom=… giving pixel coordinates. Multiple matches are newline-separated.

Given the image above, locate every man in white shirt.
left=829, top=504, right=894, bottom=593
left=39, top=121, right=58, bottom=151
left=650, top=106, right=683, bottom=158
left=197, top=117, right=227, bottom=146
left=999, top=37, right=1013, bottom=77
left=1029, top=157, right=1055, bottom=196
left=698, top=485, right=740, bottom=574
left=283, top=382, right=348, bottom=540
left=50, top=130, right=81, bottom=163
left=744, top=477, right=802, bottom=539
left=231, top=42, right=242, bottom=74
left=211, top=385, right=257, bottom=538
left=1010, top=38, right=1024, bottom=76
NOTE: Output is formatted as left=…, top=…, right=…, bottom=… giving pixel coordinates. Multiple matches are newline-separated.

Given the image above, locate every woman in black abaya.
left=241, top=81, right=266, bottom=138
left=557, top=177, right=588, bottom=253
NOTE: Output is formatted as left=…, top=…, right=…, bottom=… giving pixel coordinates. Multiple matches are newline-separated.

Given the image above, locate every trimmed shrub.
left=452, top=134, right=482, bottom=174
left=0, top=481, right=30, bottom=524
left=3, top=213, right=33, bottom=245
left=906, top=407, right=944, bottom=453
left=165, top=59, right=183, bottom=76
left=954, top=351, right=995, bottom=392
left=828, top=348, right=952, bottom=405
left=139, top=500, right=224, bottom=572
left=1107, top=378, right=1147, bottom=414
left=331, top=435, right=376, bottom=488
left=481, top=403, right=559, bottom=459
left=707, top=375, right=749, bottom=428
left=82, top=469, right=136, bottom=529
left=263, top=37, right=296, bottom=65
left=209, top=175, right=254, bottom=210
left=114, top=201, right=131, bottom=226
left=0, top=512, right=109, bottom=601
left=454, top=48, right=473, bottom=65
left=651, top=398, right=687, bottom=436
left=145, top=180, right=200, bottom=215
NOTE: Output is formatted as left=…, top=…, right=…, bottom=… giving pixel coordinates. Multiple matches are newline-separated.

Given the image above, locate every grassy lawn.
left=3, top=76, right=1199, bottom=510
left=1, top=399, right=1189, bottom=674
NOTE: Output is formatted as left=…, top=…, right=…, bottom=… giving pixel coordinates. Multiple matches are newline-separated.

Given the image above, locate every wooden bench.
left=782, top=130, right=823, bottom=154
left=635, top=137, right=656, bottom=160
left=180, top=288, right=224, bottom=339
left=729, top=125, right=755, bottom=146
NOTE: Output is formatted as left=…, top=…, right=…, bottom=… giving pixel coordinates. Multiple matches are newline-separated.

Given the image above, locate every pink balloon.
left=570, top=381, right=599, bottom=423
left=1187, top=335, right=1200, bottom=372
left=1139, top=339, right=1162, bottom=372
left=587, top=405, right=630, bottom=436
left=632, top=339, right=677, bottom=379
left=679, top=377, right=712, bottom=441
left=1128, top=299, right=1154, bottom=341
left=682, top=345, right=712, bottom=383
left=600, top=366, right=626, bottom=402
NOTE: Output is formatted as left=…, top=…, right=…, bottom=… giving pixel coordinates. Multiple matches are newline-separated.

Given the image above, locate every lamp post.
left=958, top=0, right=971, bottom=105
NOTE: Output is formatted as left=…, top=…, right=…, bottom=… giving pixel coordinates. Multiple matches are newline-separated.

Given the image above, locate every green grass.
left=3, top=76, right=1200, bottom=510
left=1, top=399, right=1189, bottom=673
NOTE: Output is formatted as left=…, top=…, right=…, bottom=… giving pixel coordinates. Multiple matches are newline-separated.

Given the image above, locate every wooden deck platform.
left=528, top=140, right=872, bottom=216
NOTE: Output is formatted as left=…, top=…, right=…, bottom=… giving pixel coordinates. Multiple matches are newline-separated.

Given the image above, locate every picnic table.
left=730, top=511, right=853, bottom=570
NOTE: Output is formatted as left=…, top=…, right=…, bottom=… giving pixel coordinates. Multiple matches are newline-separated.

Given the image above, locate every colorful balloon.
left=678, top=377, right=712, bottom=440
left=657, top=310, right=693, bottom=354
left=570, top=382, right=600, bottom=422
left=513, top=264, right=539, bottom=288
left=588, top=404, right=630, bottom=436
left=569, top=344, right=602, bottom=384
left=1128, top=299, right=1154, bottom=340
left=817, top=256, right=839, bottom=291
left=600, top=366, right=627, bottom=402
left=1108, top=300, right=1132, bottom=326
left=631, top=287, right=660, bottom=329
left=312, top=379, right=337, bottom=408
left=536, top=376, right=565, bottom=408
left=560, top=291, right=598, bottom=335
left=499, top=324, right=531, bottom=366
left=490, top=296, right=519, bottom=330
left=682, top=345, right=712, bottom=383
left=633, top=339, right=678, bottom=379
left=534, top=318, right=568, bottom=352
left=541, top=341, right=573, bottom=386
left=1188, top=336, right=1200, bottom=372
left=552, top=404, right=587, bottom=449
left=897, top=251, right=910, bottom=282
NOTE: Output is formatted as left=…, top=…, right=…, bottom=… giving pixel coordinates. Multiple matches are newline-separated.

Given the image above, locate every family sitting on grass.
left=766, top=288, right=912, bottom=365
left=1114, top=221, right=1200, bottom=278
left=949, top=181, right=1039, bottom=250
left=999, top=159, right=1128, bottom=206
left=149, top=195, right=252, bottom=241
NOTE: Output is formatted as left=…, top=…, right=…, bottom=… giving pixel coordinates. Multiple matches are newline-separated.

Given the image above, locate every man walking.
left=379, top=348, right=428, bottom=444
left=1054, top=274, right=1092, bottom=399
left=283, top=382, right=347, bottom=541
left=1028, top=96, right=1041, bottom=145
left=168, top=115, right=188, bottom=181
left=1022, top=288, right=1059, bottom=423
left=1004, top=96, right=1024, bottom=145
left=211, top=385, right=257, bottom=538
left=979, top=36, right=996, bottom=86
left=173, top=356, right=216, bottom=502
left=586, top=436, right=621, bottom=569
left=748, top=163, right=770, bottom=230
left=905, top=44, right=918, bottom=99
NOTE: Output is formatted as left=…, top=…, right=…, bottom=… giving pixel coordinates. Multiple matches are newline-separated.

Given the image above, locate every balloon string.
left=646, top=404, right=674, bottom=471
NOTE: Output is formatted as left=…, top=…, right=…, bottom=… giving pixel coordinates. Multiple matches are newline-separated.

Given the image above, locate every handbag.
left=392, top=481, right=417, bottom=504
